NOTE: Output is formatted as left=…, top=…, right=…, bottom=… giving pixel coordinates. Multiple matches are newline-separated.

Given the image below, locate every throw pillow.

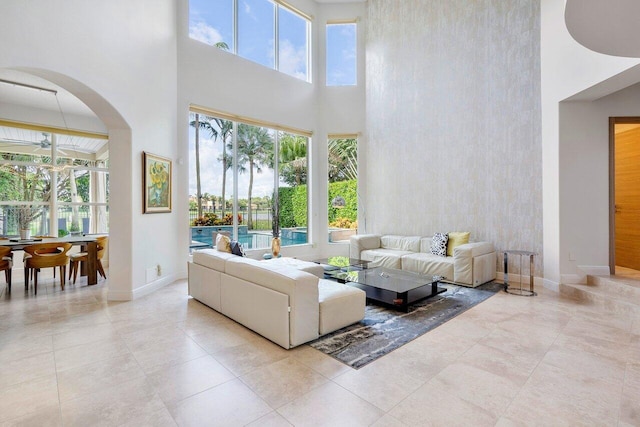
left=215, top=233, right=231, bottom=253
left=230, top=240, right=246, bottom=257
left=447, top=231, right=471, bottom=256
left=430, top=233, right=448, bottom=257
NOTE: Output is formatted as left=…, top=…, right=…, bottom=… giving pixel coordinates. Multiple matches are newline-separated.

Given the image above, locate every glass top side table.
left=503, top=250, right=537, bottom=296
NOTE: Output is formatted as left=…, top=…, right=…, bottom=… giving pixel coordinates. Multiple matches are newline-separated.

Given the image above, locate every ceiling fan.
left=0, top=132, right=68, bottom=155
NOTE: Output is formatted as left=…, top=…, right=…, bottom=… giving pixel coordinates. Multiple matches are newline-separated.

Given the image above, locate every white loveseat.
left=350, top=234, right=496, bottom=287
left=188, top=249, right=366, bottom=349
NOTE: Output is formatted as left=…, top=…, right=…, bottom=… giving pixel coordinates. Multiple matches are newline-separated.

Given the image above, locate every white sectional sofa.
left=350, top=234, right=496, bottom=287
left=188, top=249, right=366, bottom=349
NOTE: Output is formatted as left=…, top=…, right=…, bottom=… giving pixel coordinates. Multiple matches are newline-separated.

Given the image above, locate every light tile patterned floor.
left=0, top=271, right=639, bottom=426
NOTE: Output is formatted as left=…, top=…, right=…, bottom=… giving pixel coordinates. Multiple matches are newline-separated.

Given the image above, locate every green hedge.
left=277, top=179, right=357, bottom=228
left=328, top=180, right=357, bottom=224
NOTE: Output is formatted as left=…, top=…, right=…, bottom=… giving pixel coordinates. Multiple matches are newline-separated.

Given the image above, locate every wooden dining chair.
left=0, top=246, right=12, bottom=292
left=68, top=236, right=108, bottom=284
left=24, top=242, right=72, bottom=295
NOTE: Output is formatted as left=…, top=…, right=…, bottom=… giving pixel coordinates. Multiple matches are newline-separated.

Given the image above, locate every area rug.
left=309, top=281, right=503, bottom=369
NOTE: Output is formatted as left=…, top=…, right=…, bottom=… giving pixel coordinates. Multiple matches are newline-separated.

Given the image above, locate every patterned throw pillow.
left=215, top=233, right=231, bottom=253
left=230, top=240, right=246, bottom=257
left=430, top=233, right=449, bottom=257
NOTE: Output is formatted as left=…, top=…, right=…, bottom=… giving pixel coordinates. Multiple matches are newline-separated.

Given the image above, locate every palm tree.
left=236, top=124, right=274, bottom=230
left=190, top=115, right=233, bottom=218
left=328, top=138, right=358, bottom=182
left=279, top=133, right=307, bottom=186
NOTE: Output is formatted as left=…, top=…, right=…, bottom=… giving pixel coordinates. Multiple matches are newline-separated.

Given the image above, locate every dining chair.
left=68, top=236, right=108, bottom=284
left=0, top=246, right=12, bottom=292
left=24, top=242, right=72, bottom=295
left=25, top=236, right=60, bottom=279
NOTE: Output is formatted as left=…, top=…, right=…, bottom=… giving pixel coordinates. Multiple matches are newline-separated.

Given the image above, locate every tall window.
left=326, top=22, right=357, bottom=86
left=189, top=0, right=311, bottom=82
left=0, top=125, right=109, bottom=237
left=189, top=111, right=309, bottom=251
left=328, top=136, right=357, bottom=242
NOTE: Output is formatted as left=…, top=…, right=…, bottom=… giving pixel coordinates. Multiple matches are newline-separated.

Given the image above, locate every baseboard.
left=132, top=274, right=176, bottom=299
left=496, top=271, right=551, bottom=291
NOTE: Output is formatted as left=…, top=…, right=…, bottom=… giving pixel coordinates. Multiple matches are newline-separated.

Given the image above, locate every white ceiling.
left=565, top=0, right=640, bottom=58
left=0, top=70, right=107, bottom=156
left=0, top=69, right=97, bottom=118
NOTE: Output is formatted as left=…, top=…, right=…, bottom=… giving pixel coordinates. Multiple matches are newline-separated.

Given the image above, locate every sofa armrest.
left=453, top=242, right=495, bottom=285
left=349, top=234, right=381, bottom=259
left=453, top=242, right=494, bottom=258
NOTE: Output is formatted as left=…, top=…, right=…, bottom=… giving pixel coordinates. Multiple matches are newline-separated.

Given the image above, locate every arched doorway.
left=0, top=68, right=133, bottom=299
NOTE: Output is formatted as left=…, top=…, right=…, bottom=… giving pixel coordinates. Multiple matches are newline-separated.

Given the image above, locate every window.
left=189, top=0, right=311, bottom=82
left=189, top=0, right=234, bottom=51
left=328, top=136, right=357, bottom=242
left=0, top=125, right=109, bottom=237
left=189, top=110, right=309, bottom=251
left=326, top=22, right=357, bottom=86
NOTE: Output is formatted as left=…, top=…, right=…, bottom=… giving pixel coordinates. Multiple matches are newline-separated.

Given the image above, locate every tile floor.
left=0, top=271, right=638, bottom=426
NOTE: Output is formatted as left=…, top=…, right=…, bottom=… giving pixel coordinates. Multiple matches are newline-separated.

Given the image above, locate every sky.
left=187, top=0, right=356, bottom=198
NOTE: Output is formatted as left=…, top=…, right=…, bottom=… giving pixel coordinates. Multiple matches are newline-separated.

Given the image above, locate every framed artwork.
left=143, top=152, right=172, bottom=213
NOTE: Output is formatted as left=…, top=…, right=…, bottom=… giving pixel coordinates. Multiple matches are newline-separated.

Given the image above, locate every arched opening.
left=0, top=68, right=133, bottom=299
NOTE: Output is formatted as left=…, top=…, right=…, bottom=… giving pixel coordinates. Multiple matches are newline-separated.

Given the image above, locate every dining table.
left=0, top=235, right=104, bottom=286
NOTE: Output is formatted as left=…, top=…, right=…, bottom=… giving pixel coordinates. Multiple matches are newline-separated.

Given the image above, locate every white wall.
left=541, top=0, right=640, bottom=285
left=0, top=0, right=179, bottom=299
left=366, top=0, right=542, bottom=275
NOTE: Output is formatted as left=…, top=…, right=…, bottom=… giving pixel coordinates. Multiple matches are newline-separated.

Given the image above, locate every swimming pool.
left=190, top=227, right=308, bottom=249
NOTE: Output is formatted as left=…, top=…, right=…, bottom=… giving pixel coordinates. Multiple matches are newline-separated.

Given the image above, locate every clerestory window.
left=326, top=22, right=357, bottom=86
left=189, top=0, right=311, bottom=82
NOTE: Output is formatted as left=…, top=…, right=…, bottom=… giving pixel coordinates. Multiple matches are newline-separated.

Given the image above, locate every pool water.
left=191, top=230, right=307, bottom=249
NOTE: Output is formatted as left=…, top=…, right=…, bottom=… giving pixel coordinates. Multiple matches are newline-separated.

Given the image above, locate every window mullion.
left=274, top=3, right=279, bottom=71
left=233, top=0, right=238, bottom=55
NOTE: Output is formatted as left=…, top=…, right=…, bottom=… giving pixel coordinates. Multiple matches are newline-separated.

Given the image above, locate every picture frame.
left=143, top=152, right=172, bottom=213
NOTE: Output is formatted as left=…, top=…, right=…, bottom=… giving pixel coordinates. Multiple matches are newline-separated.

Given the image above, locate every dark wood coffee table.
left=330, top=267, right=446, bottom=312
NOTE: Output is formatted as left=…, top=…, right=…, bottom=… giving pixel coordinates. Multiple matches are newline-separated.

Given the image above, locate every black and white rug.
left=309, top=281, right=503, bottom=369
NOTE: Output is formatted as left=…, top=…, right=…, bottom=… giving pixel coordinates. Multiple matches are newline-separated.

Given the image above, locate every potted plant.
left=18, top=205, right=37, bottom=240
left=271, top=192, right=281, bottom=257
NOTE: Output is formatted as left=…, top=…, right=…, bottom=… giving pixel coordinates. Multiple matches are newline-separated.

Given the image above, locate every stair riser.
left=559, top=284, right=640, bottom=317
left=585, top=276, right=640, bottom=300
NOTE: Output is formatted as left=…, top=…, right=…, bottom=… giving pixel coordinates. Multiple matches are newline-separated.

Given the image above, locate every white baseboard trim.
left=107, top=274, right=176, bottom=301
left=132, top=274, right=176, bottom=299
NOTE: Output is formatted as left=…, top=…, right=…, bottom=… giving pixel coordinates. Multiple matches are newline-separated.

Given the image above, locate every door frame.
left=609, top=116, right=640, bottom=275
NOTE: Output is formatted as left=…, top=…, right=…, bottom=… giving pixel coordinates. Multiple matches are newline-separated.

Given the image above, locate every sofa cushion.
left=430, top=233, right=448, bottom=257
left=192, top=249, right=237, bottom=271
left=360, top=248, right=411, bottom=269
left=380, top=235, right=421, bottom=252
left=317, top=279, right=365, bottom=335
left=264, top=257, right=325, bottom=278
left=447, top=231, right=470, bottom=256
left=401, top=252, right=454, bottom=280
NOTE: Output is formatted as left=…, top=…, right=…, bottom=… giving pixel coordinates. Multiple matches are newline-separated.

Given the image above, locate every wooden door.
left=614, top=125, right=640, bottom=270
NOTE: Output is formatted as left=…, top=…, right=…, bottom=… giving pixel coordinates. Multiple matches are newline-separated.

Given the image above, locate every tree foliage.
left=328, top=138, right=357, bottom=182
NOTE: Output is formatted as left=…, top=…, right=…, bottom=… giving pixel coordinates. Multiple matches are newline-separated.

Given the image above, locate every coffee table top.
left=331, top=267, right=440, bottom=293
left=313, top=257, right=370, bottom=269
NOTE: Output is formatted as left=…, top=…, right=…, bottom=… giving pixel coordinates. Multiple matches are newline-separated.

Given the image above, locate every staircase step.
left=560, top=276, right=640, bottom=317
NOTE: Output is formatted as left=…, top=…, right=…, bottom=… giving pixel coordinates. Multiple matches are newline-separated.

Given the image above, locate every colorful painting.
left=143, top=152, right=172, bottom=213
